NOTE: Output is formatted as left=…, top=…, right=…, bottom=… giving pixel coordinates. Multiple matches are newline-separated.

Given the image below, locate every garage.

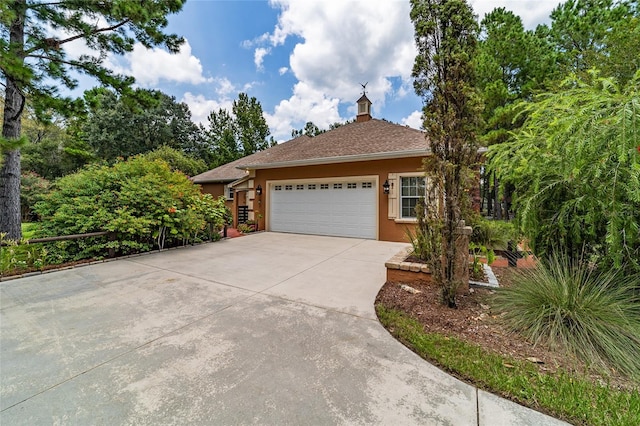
left=269, top=178, right=377, bottom=239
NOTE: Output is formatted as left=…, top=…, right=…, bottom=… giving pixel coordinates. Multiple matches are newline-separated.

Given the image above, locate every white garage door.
left=269, top=179, right=377, bottom=239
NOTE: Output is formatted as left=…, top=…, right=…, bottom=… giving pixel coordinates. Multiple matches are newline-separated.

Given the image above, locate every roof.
left=192, top=119, right=428, bottom=183
left=191, top=157, right=248, bottom=183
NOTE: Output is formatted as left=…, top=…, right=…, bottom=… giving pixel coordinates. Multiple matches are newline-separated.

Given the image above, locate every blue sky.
left=67, top=0, right=560, bottom=141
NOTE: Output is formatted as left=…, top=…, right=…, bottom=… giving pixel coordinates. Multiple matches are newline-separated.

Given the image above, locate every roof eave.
left=192, top=177, right=240, bottom=184
left=238, top=149, right=429, bottom=170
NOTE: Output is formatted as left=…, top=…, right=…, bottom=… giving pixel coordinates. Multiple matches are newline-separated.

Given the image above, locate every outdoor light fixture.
left=382, top=180, right=390, bottom=194
left=256, top=184, right=263, bottom=196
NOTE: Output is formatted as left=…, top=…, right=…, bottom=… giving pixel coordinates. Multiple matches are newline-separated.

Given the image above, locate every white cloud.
left=122, top=40, right=211, bottom=86
left=278, top=67, right=289, bottom=75
left=215, top=77, right=236, bottom=97
left=260, top=0, right=417, bottom=138
left=265, top=81, right=341, bottom=140
left=470, top=0, right=556, bottom=29
left=254, top=47, right=271, bottom=70
left=181, top=92, right=234, bottom=125
left=268, top=0, right=415, bottom=104
left=401, top=110, right=423, bottom=130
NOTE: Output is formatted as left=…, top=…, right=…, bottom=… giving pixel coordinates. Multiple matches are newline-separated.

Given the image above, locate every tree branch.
left=56, top=19, right=131, bottom=46
left=26, top=53, right=97, bottom=74
left=25, top=19, right=131, bottom=54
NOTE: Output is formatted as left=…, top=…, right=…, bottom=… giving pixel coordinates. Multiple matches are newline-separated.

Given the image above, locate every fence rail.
left=1, top=231, right=111, bottom=246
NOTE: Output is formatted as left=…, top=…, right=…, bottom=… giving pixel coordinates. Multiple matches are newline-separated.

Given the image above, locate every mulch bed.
left=375, top=266, right=635, bottom=390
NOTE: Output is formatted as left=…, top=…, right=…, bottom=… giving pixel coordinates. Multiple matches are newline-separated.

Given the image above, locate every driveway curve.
left=1, top=232, right=566, bottom=425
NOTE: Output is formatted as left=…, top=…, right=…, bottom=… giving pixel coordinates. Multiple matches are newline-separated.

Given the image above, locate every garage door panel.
left=270, top=180, right=376, bottom=239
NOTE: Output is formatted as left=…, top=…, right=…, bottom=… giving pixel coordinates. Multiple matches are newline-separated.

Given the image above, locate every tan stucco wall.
left=197, top=182, right=233, bottom=212
left=251, top=157, right=425, bottom=242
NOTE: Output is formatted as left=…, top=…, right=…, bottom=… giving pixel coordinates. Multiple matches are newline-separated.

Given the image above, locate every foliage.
left=291, top=121, right=323, bottom=137
left=205, top=93, right=270, bottom=168
left=1, top=0, right=185, bottom=240
left=20, top=171, right=49, bottom=221
left=376, top=305, right=640, bottom=426
left=33, top=156, right=227, bottom=261
left=82, top=88, right=203, bottom=162
left=468, top=242, right=494, bottom=279
left=493, top=253, right=640, bottom=379
left=141, top=146, right=207, bottom=177
left=546, top=0, right=639, bottom=84
left=410, top=0, right=482, bottom=307
left=237, top=223, right=254, bottom=234
left=488, top=73, right=640, bottom=272
left=469, top=216, right=518, bottom=251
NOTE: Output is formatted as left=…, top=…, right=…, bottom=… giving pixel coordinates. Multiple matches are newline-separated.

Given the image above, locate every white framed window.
left=320, top=184, right=329, bottom=190
left=362, top=182, right=372, bottom=189
left=296, top=184, right=304, bottom=190
left=400, top=176, right=426, bottom=219
left=308, top=184, right=316, bottom=190
left=274, top=185, right=282, bottom=191
left=347, top=183, right=357, bottom=189
left=333, top=183, right=342, bottom=189
left=225, top=185, right=235, bottom=200
left=285, top=185, right=293, bottom=191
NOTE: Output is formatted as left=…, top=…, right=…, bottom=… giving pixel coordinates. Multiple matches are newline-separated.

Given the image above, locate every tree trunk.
left=1, top=2, right=26, bottom=241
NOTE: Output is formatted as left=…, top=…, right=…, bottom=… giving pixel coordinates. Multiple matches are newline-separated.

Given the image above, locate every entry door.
left=269, top=179, right=377, bottom=239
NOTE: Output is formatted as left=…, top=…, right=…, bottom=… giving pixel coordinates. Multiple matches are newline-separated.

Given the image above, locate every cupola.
left=356, top=83, right=372, bottom=122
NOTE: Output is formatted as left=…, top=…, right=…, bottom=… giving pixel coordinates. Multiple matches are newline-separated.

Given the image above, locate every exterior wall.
left=197, top=182, right=233, bottom=215
left=252, top=157, right=425, bottom=242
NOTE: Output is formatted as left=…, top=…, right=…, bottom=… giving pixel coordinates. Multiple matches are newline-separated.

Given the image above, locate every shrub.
left=141, top=146, right=207, bottom=176
left=20, top=171, right=50, bottom=221
left=470, top=216, right=518, bottom=251
left=34, top=156, right=227, bottom=260
left=493, top=253, right=640, bottom=379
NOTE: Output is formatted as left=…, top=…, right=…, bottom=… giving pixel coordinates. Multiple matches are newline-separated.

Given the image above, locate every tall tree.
left=232, top=92, right=270, bottom=155
left=291, top=121, right=322, bottom=137
left=546, top=0, right=639, bottom=82
left=1, top=0, right=184, bottom=240
left=411, top=0, right=482, bottom=307
left=205, top=92, right=270, bottom=168
left=206, top=108, right=240, bottom=168
left=81, top=88, right=202, bottom=162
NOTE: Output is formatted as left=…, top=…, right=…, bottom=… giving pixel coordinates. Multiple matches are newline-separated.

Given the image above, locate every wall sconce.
left=256, top=184, right=263, bottom=196
left=382, top=180, right=390, bottom=194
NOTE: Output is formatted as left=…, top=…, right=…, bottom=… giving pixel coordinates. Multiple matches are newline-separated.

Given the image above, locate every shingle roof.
left=191, top=157, right=248, bottom=183
left=192, top=119, right=428, bottom=183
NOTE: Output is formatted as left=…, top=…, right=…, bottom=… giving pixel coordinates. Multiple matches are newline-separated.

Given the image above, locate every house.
left=191, top=95, right=429, bottom=242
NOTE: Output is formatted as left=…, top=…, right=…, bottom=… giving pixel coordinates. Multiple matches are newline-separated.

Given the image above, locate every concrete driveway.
left=1, top=232, right=566, bottom=425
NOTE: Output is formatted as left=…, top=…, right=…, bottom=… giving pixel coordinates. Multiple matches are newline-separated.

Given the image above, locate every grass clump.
left=493, top=254, right=640, bottom=380
left=376, top=305, right=640, bottom=426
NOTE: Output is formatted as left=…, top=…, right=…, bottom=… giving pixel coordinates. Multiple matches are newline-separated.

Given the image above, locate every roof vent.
left=356, top=82, right=372, bottom=122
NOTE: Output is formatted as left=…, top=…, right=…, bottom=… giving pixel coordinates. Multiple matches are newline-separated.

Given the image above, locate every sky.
left=68, top=0, right=562, bottom=141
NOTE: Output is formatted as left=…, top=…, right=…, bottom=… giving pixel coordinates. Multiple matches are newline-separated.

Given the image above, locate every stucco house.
left=191, top=95, right=429, bottom=242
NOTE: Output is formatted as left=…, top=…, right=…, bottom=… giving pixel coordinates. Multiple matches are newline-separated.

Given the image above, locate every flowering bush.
left=34, top=156, right=226, bottom=260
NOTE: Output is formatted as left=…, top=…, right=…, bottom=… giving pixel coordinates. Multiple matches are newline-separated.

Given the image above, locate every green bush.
left=470, top=217, right=517, bottom=251
left=141, top=146, right=207, bottom=176
left=493, top=253, right=640, bottom=379
left=20, top=171, right=50, bottom=221
left=33, top=156, right=227, bottom=261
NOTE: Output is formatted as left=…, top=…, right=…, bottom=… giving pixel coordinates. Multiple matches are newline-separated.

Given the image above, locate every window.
left=362, top=182, right=372, bottom=189
left=226, top=185, right=234, bottom=200
left=347, top=183, right=357, bottom=189
left=274, top=185, right=282, bottom=191
left=308, top=184, right=316, bottom=190
left=400, top=176, right=426, bottom=219
left=333, top=183, right=342, bottom=189
left=285, top=185, right=293, bottom=191
left=320, top=184, right=329, bottom=190
left=296, top=184, right=304, bottom=190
